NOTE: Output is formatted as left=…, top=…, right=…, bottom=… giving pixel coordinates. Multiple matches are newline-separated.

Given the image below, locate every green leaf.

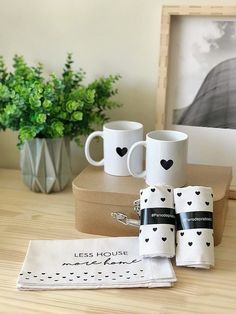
left=35, top=113, right=47, bottom=124
left=42, top=99, right=52, bottom=109
left=72, top=111, right=83, bottom=121
left=19, top=126, right=38, bottom=142
left=66, top=100, right=79, bottom=113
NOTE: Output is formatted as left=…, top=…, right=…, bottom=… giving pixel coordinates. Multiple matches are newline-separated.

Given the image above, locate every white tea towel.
left=174, top=186, right=214, bottom=269
left=17, top=237, right=176, bottom=290
left=139, top=186, right=175, bottom=258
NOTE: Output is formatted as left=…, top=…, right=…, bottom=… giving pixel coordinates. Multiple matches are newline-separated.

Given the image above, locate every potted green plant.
left=0, top=54, right=121, bottom=193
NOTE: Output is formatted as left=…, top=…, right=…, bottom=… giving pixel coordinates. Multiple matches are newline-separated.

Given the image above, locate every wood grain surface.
left=0, top=169, right=235, bottom=314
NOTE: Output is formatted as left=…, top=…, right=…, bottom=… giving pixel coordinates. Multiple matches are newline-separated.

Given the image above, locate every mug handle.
left=85, top=131, right=104, bottom=166
left=127, top=141, right=146, bottom=178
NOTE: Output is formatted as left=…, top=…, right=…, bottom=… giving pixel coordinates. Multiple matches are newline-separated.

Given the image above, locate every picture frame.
left=156, top=5, right=236, bottom=198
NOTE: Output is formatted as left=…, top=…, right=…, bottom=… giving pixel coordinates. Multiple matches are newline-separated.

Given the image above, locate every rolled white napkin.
left=174, top=186, right=214, bottom=269
left=139, top=185, right=176, bottom=258
left=16, top=237, right=176, bottom=290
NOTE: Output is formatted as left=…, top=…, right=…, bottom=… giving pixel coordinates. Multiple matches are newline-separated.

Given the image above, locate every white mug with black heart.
left=127, top=130, right=188, bottom=187
left=85, top=121, right=143, bottom=176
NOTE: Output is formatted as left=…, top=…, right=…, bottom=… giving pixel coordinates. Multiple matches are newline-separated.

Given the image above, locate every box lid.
left=72, top=164, right=232, bottom=206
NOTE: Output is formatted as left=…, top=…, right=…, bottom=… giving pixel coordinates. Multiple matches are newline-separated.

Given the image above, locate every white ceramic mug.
left=85, top=121, right=143, bottom=176
left=127, top=130, right=188, bottom=187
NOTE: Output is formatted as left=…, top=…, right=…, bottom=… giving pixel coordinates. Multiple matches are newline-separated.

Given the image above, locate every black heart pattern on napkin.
left=116, top=147, right=128, bottom=157
left=139, top=185, right=175, bottom=258
left=174, top=186, right=214, bottom=268
left=17, top=237, right=177, bottom=290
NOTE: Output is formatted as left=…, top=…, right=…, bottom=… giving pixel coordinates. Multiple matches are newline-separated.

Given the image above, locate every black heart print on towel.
left=139, top=186, right=175, bottom=259
left=116, top=147, right=128, bottom=157
left=160, top=159, right=173, bottom=170
left=174, top=186, right=214, bottom=268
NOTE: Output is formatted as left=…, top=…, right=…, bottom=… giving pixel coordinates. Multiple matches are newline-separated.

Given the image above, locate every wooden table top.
left=0, top=169, right=235, bottom=314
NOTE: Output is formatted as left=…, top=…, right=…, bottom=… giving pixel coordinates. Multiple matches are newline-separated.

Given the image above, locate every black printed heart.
left=167, top=188, right=172, bottom=193
left=144, top=199, right=148, bottom=203
left=177, top=192, right=182, bottom=197
left=162, top=237, right=167, bottom=242
left=188, top=242, right=193, bottom=246
left=195, top=191, right=200, bottom=195
left=145, top=238, right=149, bottom=242
left=140, top=191, right=143, bottom=195
left=180, top=232, right=184, bottom=236
left=197, top=231, right=202, bottom=236
left=139, top=229, right=142, bottom=234
left=211, top=193, right=213, bottom=198
left=116, top=147, right=128, bottom=157
left=206, top=242, right=210, bottom=247
left=205, top=202, right=209, bottom=206
left=161, top=198, right=166, bottom=202
left=153, top=227, right=157, bottom=232
left=170, top=228, right=174, bottom=232
left=187, top=201, right=192, bottom=206
left=151, top=188, right=156, bottom=192
left=160, top=159, right=173, bottom=170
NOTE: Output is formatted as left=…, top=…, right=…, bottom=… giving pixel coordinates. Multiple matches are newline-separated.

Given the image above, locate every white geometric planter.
left=20, top=137, right=71, bottom=193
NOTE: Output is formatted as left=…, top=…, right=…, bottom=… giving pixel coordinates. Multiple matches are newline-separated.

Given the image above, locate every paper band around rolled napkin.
left=174, top=186, right=214, bottom=269
left=16, top=237, right=176, bottom=290
left=176, top=211, right=213, bottom=230
left=141, top=208, right=176, bottom=225
left=139, top=185, right=175, bottom=258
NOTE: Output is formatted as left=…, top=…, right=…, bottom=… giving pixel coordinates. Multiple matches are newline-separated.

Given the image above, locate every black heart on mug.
left=116, top=147, right=128, bottom=157
left=160, top=159, right=173, bottom=170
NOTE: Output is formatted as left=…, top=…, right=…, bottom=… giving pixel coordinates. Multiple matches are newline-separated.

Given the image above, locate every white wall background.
left=0, top=0, right=235, bottom=175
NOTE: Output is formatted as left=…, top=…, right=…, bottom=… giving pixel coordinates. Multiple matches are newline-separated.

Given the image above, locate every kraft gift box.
left=72, top=164, right=232, bottom=246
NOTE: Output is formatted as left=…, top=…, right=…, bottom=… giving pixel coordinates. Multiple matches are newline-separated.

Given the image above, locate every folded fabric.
left=17, top=237, right=176, bottom=290
left=139, top=185, right=176, bottom=258
left=174, top=186, right=214, bottom=269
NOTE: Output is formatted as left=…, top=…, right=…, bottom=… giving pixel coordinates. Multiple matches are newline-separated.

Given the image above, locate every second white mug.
left=127, top=130, right=188, bottom=187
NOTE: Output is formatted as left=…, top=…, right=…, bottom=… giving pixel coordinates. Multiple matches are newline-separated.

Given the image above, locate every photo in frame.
left=156, top=5, right=236, bottom=197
